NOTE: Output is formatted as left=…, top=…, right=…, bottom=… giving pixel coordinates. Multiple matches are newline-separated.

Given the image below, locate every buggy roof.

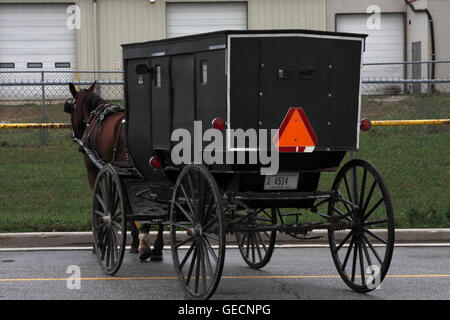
left=121, top=29, right=368, bottom=49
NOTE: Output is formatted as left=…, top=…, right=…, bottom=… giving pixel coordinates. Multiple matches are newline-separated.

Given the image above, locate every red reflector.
left=212, top=117, right=226, bottom=131
left=149, top=156, right=161, bottom=169
left=360, top=118, right=372, bottom=132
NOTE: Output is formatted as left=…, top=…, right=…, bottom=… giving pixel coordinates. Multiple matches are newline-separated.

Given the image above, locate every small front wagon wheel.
left=170, top=164, right=226, bottom=300
left=92, top=165, right=127, bottom=275
left=236, top=208, right=277, bottom=269
left=328, top=159, right=394, bottom=293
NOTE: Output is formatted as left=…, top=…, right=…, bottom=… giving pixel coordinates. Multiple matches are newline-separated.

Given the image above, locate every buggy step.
left=228, top=191, right=335, bottom=201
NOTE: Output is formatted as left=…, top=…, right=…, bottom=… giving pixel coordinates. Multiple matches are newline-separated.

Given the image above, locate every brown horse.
left=66, top=81, right=163, bottom=261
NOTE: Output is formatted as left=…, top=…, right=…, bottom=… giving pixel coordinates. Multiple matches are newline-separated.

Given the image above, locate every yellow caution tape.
left=0, top=123, right=71, bottom=129
left=371, top=119, right=450, bottom=126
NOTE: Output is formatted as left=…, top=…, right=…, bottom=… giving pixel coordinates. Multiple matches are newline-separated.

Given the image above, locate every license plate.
left=264, top=172, right=299, bottom=191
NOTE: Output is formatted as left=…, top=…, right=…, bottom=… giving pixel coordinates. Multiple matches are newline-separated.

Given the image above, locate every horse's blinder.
left=64, top=98, right=75, bottom=114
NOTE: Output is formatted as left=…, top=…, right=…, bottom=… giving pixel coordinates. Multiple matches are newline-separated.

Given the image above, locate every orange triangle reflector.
left=273, top=108, right=318, bottom=153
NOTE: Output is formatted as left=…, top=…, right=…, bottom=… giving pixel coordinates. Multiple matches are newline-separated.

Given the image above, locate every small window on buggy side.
left=155, top=65, right=161, bottom=88
left=200, top=60, right=208, bottom=85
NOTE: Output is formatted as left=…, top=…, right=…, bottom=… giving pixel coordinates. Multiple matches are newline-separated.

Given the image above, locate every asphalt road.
left=0, top=246, right=449, bottom=300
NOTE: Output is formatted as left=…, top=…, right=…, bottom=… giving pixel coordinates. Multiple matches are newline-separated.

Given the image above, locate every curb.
left=1, top=229, right=449, bottom=248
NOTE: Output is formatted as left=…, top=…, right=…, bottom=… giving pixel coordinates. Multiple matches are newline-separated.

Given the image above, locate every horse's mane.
left=83, top=91, right=107, bottom=114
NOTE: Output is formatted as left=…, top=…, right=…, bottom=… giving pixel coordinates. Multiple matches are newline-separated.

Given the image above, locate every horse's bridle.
left=64, top=89, right=88, bottom=138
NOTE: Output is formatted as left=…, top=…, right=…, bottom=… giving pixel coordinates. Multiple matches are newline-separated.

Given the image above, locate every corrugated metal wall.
left=0, top=0, right=326, bottom=70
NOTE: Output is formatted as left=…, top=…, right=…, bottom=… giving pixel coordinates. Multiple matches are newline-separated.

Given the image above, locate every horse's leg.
left=138, top=223, right=153, bottom=261
left=130, top=222, right=139, bottom=254
left=151, top=224, right=164, bottom=262
left=84, top=155, right=98, bottom=190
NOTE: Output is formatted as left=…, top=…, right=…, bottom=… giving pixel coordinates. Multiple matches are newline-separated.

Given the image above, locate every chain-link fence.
left=361, top=60, right=450, bottom=95
left=0, top=70, right=124, bottom=102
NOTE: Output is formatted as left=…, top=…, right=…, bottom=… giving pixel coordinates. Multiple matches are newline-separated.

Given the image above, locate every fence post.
left=40, top=71, right=47, bottom=145
left=427, top=62, right=431, bottom=120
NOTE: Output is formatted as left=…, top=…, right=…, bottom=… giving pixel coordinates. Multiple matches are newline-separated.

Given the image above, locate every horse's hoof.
left=92, top=246, right=96, bottom=255
left=129, top=246, right=139, bottom=254
left=139, top=248, right=152, bottom=261
left=150, top=250, right=163, bottom=262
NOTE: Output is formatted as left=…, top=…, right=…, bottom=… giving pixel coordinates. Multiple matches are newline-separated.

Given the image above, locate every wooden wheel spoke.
left=342, top=235, right=355, bottom=270
left=174, top=201, right=195, bottom=225
left=94, top=209, right=106, bottom=217
left=351, top=166, right=359, bottom=206
left=199, top=242, right=207, bottom=292
left=202, top=241, right=214, bottom=278
left=335, top=230, right=353, bottom=253
left=195, top=242, right=201, bottom=294
left=361, top=219, right=388, bottom=227
left=359, top=241, right=365, bottom=285
left=180, top=242, right=196, bottom=269
left=178, top=184, right=196, bottom=222
left=204, top=232, right=219, bottom=242
left=99, top=179, right=111, bottom=212
left=185, top=245, right=198, bottom=287
left=111, top=220, right=123, bottom=231
left=203, top=216, right=218, bottom=232
left=343, top=174, right=355, bottom=206
left=253, top=234, right=263, bottom=261
left=359, top=168, right=367, bottom=208
left=172, top=223, right=192, bottom=231
left=351, top=239, right=358, bottom=282
left=201, top=194, right=214, bottom=225
left=363, top=198, right=384, bottom=221
left=362, top=181, right=377, bottom=214
left=361, top=237, right=373, bottom=267
left=175, top=235, right=195, bottom=249
left=363, top=228, right=388, bottom=245
left=203, top=237, right=218, bottom=262
left=95, top=194, right=108, bottom=214
left=186, top=173, right=199, bottom=221
left=245, top=234, right=251, bottom=258
left=363, top=234, right=383, bottom=265
left=256, top=232, right=268, bottom=253
left=333, top=207, right=353, bottom=223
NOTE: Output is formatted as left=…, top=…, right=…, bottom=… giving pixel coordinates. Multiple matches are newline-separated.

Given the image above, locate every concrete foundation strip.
left=1, top=229, right=449, bottom=249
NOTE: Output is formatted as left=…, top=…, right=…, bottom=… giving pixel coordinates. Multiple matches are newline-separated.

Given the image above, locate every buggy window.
left=155, top=65, right=161, bottom=88
left=200, top=60, right=208, bottom=85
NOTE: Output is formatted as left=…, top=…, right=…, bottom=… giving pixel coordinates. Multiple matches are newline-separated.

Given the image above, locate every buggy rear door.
left=258, top=36, right=363, bottom=151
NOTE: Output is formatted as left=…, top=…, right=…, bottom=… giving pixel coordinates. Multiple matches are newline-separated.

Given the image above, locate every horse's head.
left=65, top=81, right=104, bottom=139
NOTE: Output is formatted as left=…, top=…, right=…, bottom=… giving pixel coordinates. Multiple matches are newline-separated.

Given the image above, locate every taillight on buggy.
left=360, top=118, right=372, bottom=132
left=212, top=117, right=226, bottom=131
left=149, top=156, right=161, bottom=169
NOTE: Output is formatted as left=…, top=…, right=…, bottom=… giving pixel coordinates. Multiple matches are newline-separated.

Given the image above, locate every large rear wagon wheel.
left=235, top=208, right=277, bottom=269
left=170, top=164, right=226, bottom=300
left=92, top=165, right=127, bottom=275
left=328, top=159, right=394, bottom=293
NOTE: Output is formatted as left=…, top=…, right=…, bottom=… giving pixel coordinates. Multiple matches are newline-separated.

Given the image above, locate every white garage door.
left=0, top=3, right=76, bottom=100
left=166, top=2, right=247, bottom=38
left=337, top=13, right=405, bottom=94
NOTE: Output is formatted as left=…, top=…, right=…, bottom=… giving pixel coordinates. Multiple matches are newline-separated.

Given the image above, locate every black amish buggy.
left=85, top=30, right=394, bottom=300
